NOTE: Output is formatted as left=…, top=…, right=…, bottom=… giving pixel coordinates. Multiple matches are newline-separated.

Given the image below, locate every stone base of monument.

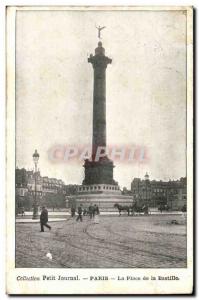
left=66, top=192, right=133, bottom=212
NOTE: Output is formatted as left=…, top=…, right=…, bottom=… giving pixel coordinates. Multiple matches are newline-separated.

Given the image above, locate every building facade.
left=131, top=173, right=187, bottom=210
left=42, top=176, right=65, bottom=195
left=16, top=168, right=29, bottom=196
left=15, top=168, right=71, bottom=210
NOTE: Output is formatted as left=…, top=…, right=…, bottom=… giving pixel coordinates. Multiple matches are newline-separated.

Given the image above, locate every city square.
left=14, top=7, right=188, bottom=275
left=16, top=213, right=186, bottom=268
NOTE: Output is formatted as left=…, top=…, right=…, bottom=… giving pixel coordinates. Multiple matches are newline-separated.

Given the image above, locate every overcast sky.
left=16, top=9, right=187, bottom=188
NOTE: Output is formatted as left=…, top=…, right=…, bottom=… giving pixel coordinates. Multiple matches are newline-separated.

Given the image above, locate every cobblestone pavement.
left=16, top=214, right=186, bottom=268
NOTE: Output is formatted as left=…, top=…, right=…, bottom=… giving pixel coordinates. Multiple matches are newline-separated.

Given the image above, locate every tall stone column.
left=88, top=41, right=112, bottom=156
left=83, top=41, right=117, bottom=186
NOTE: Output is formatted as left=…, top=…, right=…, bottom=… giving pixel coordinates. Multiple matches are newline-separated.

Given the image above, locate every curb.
left=16, top=218, right=67, bottom=223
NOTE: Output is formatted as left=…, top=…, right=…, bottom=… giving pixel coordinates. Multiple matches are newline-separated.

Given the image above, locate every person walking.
left=71, top=207, right=76, bottom=218
left=21, top=207, right=25, bottom=217
left=95, top=204, right=99, bottom=215
left=92, top=205, right=96, bottom=219
left=93, top=204, right=100, bottom=224
left=88, top=204, right=93, bottom=219
left=76, top=204, right=83, bottom=222
left=40, top=206, right=51, bottom=232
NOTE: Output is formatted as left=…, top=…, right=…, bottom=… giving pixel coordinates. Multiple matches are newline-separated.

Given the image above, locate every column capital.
left=88, top=54, right=112, bottom=69
left=88, top=41, right=112, bottom=69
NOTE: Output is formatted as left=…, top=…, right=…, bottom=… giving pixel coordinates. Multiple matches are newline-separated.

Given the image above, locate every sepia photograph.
left=6, top=6, right=193, bottom=294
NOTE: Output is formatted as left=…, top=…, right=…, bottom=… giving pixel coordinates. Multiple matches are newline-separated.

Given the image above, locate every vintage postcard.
left=6, top=6, right=193, bottom=294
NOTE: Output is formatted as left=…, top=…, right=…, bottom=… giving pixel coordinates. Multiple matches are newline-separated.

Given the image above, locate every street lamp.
left=144, top=173, right=150, bottom=206
left=32, top=149, right=39, bottom=219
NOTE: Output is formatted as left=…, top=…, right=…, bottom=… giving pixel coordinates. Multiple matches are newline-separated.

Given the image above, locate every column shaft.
left=92, top=67, right=106, bottom=155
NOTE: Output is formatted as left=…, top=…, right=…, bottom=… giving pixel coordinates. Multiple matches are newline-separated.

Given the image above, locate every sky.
left=16, top=9, right=187, bottom=189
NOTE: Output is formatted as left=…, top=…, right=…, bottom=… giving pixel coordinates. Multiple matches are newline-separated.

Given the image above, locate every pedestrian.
left=92, top=205, right=96, bottom=219
left=71, top=207, right=76, bottom=217
left=95, top=205, right=99, bottom=215
left=76, top=204, right=83, bottom=222
left=21, top=207, right=25, bottom=217
left=40, top=206, right=51, bottom=232
left=93, top=205, right=100, bottom=224
left=88, top=204, right=93, bottom=219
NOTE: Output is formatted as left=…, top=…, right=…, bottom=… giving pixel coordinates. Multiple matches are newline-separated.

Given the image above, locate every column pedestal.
left=83, top=157, right=117, bottom=185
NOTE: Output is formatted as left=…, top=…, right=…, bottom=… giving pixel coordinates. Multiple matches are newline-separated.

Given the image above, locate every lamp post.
left=32, top=149, right=39, bottom=219
left=144, top=173, right=149, bottom=206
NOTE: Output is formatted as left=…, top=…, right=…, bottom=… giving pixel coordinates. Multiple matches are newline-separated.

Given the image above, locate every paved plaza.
left=16, top=214, right=187, bottom=268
